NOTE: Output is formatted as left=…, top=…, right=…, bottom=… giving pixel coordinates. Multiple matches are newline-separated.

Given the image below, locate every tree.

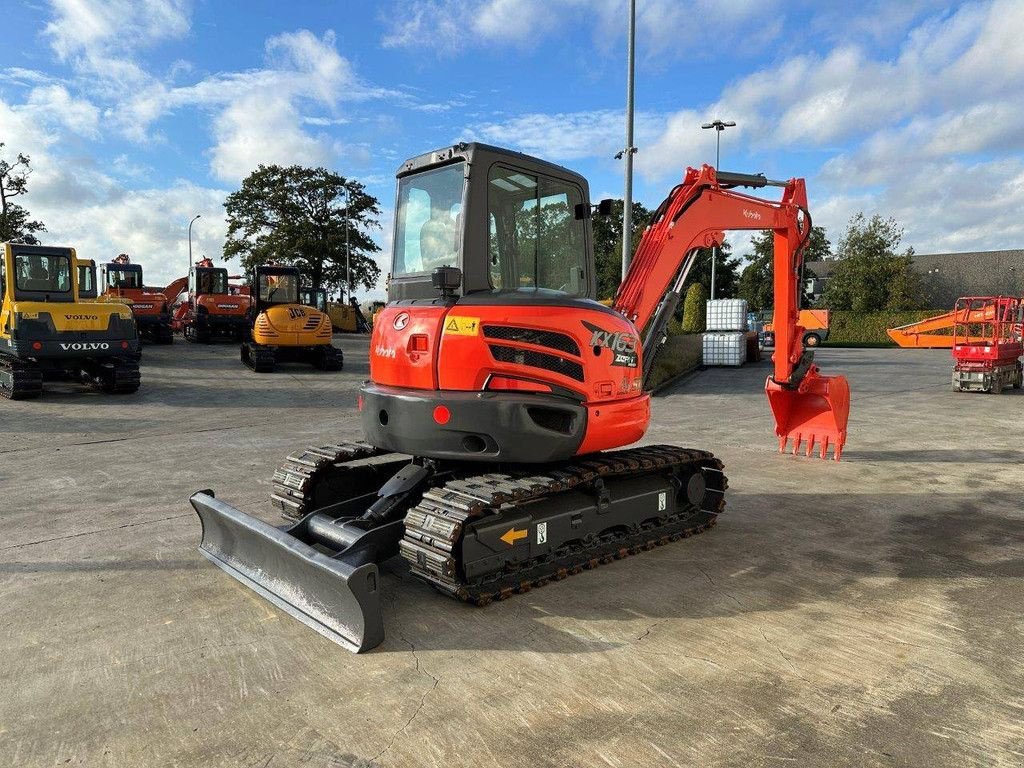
left=223, top=165, right=381, bottom=296
left=591, top=199, right=653, bottom=300
left=822, top=213, right=921, bottom=311
left=0, top=143, right=46, bottom=244
left=688, top=240, right=741, bottom=299
left=738, top=226, right=830, bottom=311
left=680, top=282, right=708, bottom=333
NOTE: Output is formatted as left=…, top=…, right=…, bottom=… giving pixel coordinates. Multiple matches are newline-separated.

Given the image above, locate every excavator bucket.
left=765, top=368, right=850, bottom=460
left=191, top=491, right=385, bottom=652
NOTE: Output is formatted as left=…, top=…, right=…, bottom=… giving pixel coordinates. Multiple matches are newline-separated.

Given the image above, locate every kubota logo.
left=64, top=314, right=99, bottom=321
left=742, top=209, right=762, bottom=220
left=59, top=342, right=110, bottom=351
left=393, top=312, right=410, bottom=331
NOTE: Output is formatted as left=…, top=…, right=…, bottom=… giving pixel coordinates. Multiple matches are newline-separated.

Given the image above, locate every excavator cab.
left=389, top=144, right=594, bottom=303
left=100, top=261, right=143, bottom=290
left=299, top=288, right=328, bottom=313
left=192, top=265, right=229, bottom=297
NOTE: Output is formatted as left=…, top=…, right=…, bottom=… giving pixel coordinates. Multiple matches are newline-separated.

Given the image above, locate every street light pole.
left=188, top=214, right=201, bottom=272
left=700, top=119, right=735, bottom=299
left=620, top=0, right=637, bottom=282
left=344, top=186, right=351, bottom=303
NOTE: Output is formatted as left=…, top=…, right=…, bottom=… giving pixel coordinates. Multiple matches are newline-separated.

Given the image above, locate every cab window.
left=107, top=268, right=141, bottom=289
left=393, top=162, right=464, bottom=276
left=16, top=253, right=72, bottom=293
left=259, top=273, right=298, bottom=304
left=487, top=165, right=586, bottom=295
left=77, top=265, right=94, bottom=294
left=194, top=269, right=228, bottom=295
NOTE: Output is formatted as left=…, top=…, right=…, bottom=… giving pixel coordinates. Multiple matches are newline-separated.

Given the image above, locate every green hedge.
left=648, top=333, right=703, bottom=389
left=827, top=310, right=938, bottom=345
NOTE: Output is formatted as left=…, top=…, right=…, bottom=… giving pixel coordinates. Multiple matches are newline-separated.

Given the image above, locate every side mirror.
left=596, top=199, right=614, bottom=216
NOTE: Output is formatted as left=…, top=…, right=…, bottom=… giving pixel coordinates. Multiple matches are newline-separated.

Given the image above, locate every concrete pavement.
left=1, top=339, right=1022, bottom=767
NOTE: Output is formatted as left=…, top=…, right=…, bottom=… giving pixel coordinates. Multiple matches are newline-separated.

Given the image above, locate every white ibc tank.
left=703, top=332, right=748, bottom=367
left=705, top=299, right=749, bottom=331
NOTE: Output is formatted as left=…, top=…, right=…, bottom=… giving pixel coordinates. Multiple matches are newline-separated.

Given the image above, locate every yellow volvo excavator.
left=1, top=242, right=141, bottom=398
left=241, top=264, right=343, bottom=372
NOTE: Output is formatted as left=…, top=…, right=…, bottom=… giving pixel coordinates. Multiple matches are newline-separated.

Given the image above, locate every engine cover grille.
left=482, top=325, right=581, bottom=356
left=488, top=344, right=585, bottom=382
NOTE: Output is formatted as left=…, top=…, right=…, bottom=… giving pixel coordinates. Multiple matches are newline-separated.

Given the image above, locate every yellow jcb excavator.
left=241, top=264, right=344, bottom=372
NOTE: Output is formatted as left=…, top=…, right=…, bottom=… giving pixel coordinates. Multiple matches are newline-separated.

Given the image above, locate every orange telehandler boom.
left=887, top=302, right=1015, bottom=348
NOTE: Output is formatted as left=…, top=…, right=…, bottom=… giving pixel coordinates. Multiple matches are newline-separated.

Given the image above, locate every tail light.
left=409, top=334, right=429, bottom=352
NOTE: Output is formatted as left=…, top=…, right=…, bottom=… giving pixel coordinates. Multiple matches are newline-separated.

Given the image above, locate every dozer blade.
left=191, top=491, right=384, bottom=652
left=765, top=367, right=850, bottom=461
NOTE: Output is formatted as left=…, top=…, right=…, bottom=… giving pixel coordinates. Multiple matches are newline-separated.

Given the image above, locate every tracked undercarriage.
left=192, top=441, right=725, bottom=651
left=0, top=353, right=140, bottom=398
left=241, top=341, right=344, bottom=373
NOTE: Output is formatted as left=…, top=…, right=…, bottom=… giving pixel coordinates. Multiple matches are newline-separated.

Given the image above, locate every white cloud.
left=1, top=96, right=228, bottom=287
left=465, top=109, right=664, bottom=162
left=383, top=0, right=782, bottom=58
left=45, top=0, right=191, bottom=60
left=450, top=0, right=1024, bottom=257
left=210, top=92, right=338, bottom=183
left=21, top=84, right=101, bottom=138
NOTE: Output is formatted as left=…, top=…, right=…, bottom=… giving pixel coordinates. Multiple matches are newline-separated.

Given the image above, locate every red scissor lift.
left=951, top=296, right=1023, bottom=393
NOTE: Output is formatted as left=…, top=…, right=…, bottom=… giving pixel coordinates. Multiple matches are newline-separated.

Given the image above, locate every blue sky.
left=2, top=0, right=1022, bottom=294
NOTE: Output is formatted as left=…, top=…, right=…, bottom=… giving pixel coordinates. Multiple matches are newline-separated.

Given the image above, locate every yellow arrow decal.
left=500, top=527, right=528, bottom=546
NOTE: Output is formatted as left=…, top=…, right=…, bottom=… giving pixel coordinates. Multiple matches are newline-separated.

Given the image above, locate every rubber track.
left=242, top=342, right=276, bottom=372
left=315, top=345, right=344, bottom=371
left=101, top=358, right=141, bottom=394
left=270, top=441, right=387, bottom=518
left=399, top=444, right=727, bottom=605
left=0, top=356, right=43, bottom=400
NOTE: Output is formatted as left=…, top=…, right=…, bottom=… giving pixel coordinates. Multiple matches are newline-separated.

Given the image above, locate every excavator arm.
left=614, top=165, right=850, bottom=460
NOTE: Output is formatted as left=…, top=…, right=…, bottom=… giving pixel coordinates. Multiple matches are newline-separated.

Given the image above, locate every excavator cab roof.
left=389, top=142, right=595, bottom=303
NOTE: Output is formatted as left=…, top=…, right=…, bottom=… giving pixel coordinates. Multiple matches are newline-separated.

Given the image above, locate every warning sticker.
left=443, top=316, right=480, bottom=336
left=537, top=522, right=548, bottom=545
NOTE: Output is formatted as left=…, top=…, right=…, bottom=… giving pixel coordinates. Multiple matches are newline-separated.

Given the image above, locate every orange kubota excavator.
left=190, top=143, right=850, bottom=652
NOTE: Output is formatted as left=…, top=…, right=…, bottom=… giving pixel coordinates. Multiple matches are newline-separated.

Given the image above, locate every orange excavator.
left=98, top=254, right=175, bottom=344
left=175, top=258, right=252, bottom=342
left=190, top=143, right=850, bottom=652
